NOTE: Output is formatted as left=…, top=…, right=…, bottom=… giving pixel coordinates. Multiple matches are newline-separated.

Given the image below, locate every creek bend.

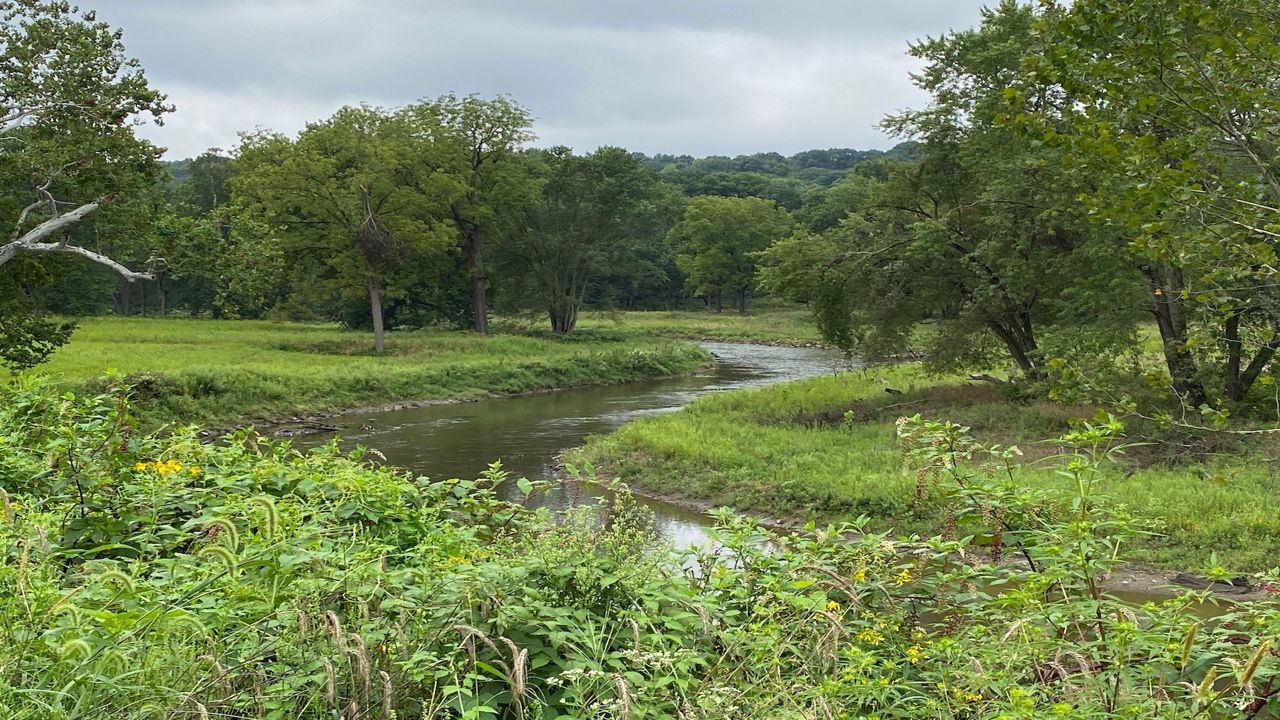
left=299, top=341, right=852, bottom=547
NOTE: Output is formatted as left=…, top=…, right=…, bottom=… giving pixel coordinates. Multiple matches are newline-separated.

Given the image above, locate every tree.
left=411, top=94, right=536, bottom=335
left=668, top=196, right=794, bottom=313
left=505, top=146, right=682, bottom=333
left=760, top=1, right=1144, bottom=377
left=1023, top=0, right=1280, bottom=406
left=0, top=0, right=169, bottom=280
left=173, top=150, right=235, bottom=216
left=232, top=106, right=461, bottom=351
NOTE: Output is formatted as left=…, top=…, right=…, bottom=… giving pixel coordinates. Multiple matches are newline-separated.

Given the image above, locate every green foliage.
left=0, top=0, right=171, bottom=360
left=668, top=195, right=794, bottom=314
left=760, top=2, right=1146, bottom=379
left=501, top=147, right=683, bottom=333
left=575, top=368, right=1280, bottom=572
left=232, top=104, right=464, bottom=350
left=0, top=294, right=73, bottom=371
left=2, top=378, right=1278, bottom=718
left=1019, top=0, right=1280, bottom=407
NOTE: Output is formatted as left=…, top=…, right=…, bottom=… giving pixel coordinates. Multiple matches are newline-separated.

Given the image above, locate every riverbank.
left=34, top=317, right=712, bottom=428
left=570, top=366, right=1280, bottom=573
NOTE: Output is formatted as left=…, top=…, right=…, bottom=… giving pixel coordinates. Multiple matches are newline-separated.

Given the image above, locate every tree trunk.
left=1225, top=314, right=1243, bottom=401
left=548, top=297, right=581, bottom=334
left=1236, top=340, right=1280, bottom=402
left=987, top=318, right=1042, bottom=379
left=713, top=290, right=722, bottom=314
left=466, top=227, right=488, bottom=335
left=157, top=274, right=167, bottom=317
left=368, top=276, right=385, bottom=353
left=1145, top=265, right=1207, bottom=406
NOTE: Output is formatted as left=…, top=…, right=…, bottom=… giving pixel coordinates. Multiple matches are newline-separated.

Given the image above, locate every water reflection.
left=299, top=341, right=853, bottom=546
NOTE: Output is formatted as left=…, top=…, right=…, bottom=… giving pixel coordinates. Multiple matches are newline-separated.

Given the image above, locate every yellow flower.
left=855, top=628, right=884, bottom=645
left=446, top=555, right=470, bottom=565
left=825, top=600, right=841, bottom=612
left=189, top=466, right=202, bottom=476
left=853, top=568, right=867, bottom=582
left=134, top=461, right=149, bottom=471
left=906, top=644, right=925, bottom=664
left=895, top=568, right=912, bottom=586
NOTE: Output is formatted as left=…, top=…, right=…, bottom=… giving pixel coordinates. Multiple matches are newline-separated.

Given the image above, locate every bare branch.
left=6, top=241, right=153, bottom=282
left=0, top=200, right=154, bottom=282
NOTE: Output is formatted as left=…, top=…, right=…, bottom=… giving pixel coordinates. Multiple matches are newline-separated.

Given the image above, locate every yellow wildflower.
left=895, top=568, right=912, bottom=586
left=825, top=600, right=841, bottom=612
left=853, top=568, right=867, bottom=582
left=855, top=628, right=884, bottom=645
left=189, top=466, right=202, bottom=476
left=906, top=644, right=925, bottom=664
left=134, top=462, right=149, bottom=471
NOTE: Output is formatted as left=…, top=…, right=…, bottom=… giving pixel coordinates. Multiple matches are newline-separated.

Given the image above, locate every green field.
left=572, top=366, right=1280, bottom=572
left=501, top=307, right=824, bottom=345
left=33, top=317, right=712, bottom=426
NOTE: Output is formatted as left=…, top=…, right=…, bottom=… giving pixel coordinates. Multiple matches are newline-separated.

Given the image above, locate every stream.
left=294, top=342, right=1247, bottom=606
left=299, top=342, right=852, bottom=548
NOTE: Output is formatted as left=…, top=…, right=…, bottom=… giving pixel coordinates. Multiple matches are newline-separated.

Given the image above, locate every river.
left=301, top=342, right=852, bottom=547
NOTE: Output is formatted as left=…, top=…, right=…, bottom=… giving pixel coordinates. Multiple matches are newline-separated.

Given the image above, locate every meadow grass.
left=497, top=306, right=824, bottom=345
left=572, top=365, right=1280, bottom=572
left=31, top=317, right=711, bottom=426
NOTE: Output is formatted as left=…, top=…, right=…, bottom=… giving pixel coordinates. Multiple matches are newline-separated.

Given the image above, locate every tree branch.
left=0, top=201, right=154, bottom=282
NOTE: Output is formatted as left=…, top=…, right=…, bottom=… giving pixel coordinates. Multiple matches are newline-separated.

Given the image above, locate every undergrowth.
left=2, top=377, right=1278, bottom=718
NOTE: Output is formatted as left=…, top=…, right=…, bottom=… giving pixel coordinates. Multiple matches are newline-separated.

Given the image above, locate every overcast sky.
left=92, top=1, right=990, bottom=160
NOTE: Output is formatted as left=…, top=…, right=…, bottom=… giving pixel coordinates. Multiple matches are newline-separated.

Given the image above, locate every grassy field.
left=571, top=366, right=1280, bottom=572
left=498, top=307, right=824, bottom=345
left=33, top=317, right=712, bottom=426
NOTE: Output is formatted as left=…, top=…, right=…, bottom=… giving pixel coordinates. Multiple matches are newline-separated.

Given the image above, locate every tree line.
left=3, top=0, right=1278, bottom=417
left=2, top=0, right=895, bottom=358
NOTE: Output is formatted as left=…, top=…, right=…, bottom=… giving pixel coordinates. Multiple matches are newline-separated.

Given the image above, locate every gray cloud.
left=91, top=1, right=990, bottom=159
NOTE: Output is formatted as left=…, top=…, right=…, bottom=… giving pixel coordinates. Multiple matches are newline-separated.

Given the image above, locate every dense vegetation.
left=4, top=0, right=1280, bottom=717
left=4, top=379, right=1279, bottom=719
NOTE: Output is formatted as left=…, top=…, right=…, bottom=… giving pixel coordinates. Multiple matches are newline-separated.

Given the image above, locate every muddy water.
left=299, top=342, right=853, bottom=547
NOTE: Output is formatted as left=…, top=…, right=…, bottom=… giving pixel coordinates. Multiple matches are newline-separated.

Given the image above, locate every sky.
left=92, top=1, right=991, bottom=160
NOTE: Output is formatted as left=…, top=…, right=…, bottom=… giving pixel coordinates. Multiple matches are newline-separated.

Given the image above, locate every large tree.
left=232, top=106, right=461, bottom=351
left=505, top=146, right=682, bottom=333
left=0, top=0, right=169, bottom=368
left=760, top=1, right=1144, bottom=377
left=668, top=195, right=794, bottom=313
left=0, top=0, right=169, bottom=278
left=1024, top=0, right=1280, bottom=406
left=407, top=94, right=535, bottom=335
